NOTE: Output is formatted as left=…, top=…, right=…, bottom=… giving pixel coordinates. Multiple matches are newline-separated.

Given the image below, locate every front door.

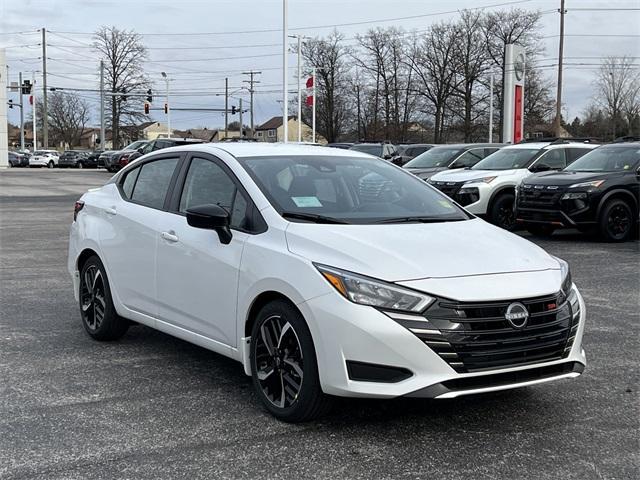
left=155, top=154, right=251, bottom=347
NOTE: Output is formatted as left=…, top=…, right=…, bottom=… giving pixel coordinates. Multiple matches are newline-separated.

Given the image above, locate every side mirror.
left=531, top=163, right=551, bottom=173
left=186, top=204, right=232, bottom=244
left=137, top=147, right=145, bottom=153
left=383, top=154, right=392, bottom=160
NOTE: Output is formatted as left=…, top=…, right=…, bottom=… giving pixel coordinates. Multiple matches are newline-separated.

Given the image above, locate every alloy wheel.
left=80, top=265, right=107, bottom=331
left=498, top=204, right=516, bottom=229
left=254, top=315, right=304, bottom=409
left=607, top=204, right=631, bottom=239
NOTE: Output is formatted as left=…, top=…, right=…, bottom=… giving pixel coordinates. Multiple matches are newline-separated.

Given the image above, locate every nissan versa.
left=68, top=143, right=586, bottom=422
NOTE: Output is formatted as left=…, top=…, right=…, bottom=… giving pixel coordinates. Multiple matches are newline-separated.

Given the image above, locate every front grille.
left=393, top=293, right=580, bottom=373
left=518, top=185, right=565, bottom=208
left=516, top=209, right=565, bottom=224
left=431, top=181, right=464, bottom=199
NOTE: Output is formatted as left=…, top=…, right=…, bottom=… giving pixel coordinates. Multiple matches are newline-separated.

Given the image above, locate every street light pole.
left=19, top=71, right=24, bottom=152
left=282, top=0, right=288, bottom=143
left=489, top=72, right=494, bottom=143
left=554, top=0, right=566, bottom=137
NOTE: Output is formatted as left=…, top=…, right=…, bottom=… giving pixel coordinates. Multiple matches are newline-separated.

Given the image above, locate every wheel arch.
left=244, top=290, right=300, bottom=338
left=596, top=189, right=639, bottom=220
left=77, top=247, right=101, bottom=271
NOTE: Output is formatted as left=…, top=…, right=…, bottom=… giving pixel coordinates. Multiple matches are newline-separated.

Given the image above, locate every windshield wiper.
left=281, top=212, right=348, bottom=224
left=374, top=216, right=465, bottom=224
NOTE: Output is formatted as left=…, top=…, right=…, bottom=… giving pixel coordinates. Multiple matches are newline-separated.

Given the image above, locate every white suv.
left=429, top=140, right=599, bottom=230
left=29, top=150, right=60, bottom=168
left=68, top=143, right=586, bottom=422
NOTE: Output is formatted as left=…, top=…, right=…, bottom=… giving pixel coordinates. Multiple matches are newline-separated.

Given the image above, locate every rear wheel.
left=526, top=225, right=555, bottom=237
left=79, top=255, right=129, bottom=341
left=489, top=193, right=517, bottom=231
left=250, top=300, right=332, bottom=422
left=47, top=160, right=54, bottom=169
left=599, top=199, right=634, bottom=242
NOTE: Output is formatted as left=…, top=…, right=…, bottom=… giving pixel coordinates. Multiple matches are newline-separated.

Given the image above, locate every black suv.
left=349, top=142, right=402, bottom=165
left=516, top=142, right=640, bottom=241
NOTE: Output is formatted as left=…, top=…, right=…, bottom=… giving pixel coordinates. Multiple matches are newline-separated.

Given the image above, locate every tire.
left=47, top=160, right=54, bottom=169
left=250, top=299, right=332, bottom=422
left=79, top=255, right=129, bottom=341
left=598, top=199, right=635, bottom=242
left=489, top=192, right=517, bottom=231
left=77, top=162, right=84, bottom=169
left=526, top=225, right=555, bottom=237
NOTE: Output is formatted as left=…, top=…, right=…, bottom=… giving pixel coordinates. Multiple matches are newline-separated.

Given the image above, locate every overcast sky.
left=2, top=0, right=639, bottom=131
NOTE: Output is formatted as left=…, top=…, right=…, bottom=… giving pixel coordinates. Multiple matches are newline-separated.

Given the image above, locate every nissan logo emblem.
left=505, top=302, right=529, bottom=329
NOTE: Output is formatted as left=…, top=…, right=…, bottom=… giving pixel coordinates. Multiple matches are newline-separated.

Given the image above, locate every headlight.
left=569, top=180, right=604, bottom=189
left=315, top=264, right=434, bottom=312
left=552, top=256, right=572, bottom=294
left=464, top=176, right=497, bottom=185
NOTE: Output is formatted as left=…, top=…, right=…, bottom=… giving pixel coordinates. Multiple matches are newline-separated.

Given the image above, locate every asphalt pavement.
left=1, top=168, right=638, bottom=480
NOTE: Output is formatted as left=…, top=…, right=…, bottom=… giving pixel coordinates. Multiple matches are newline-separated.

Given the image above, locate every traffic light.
left=144, top=102, right=150, bottom=115
left=146, top=89, right=153, bottom=103
left=231, top=105, right=237, bottom=115
left=164, top=103, right=168, bottom=114
left=121, top=88, right=128, bottom=102
left=21, top=80, right=32, bottom=95
left=8, top=99, right=13, bottom=109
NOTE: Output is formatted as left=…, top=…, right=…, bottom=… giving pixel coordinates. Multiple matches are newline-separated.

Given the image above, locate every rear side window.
left=129, top=158, right=179, bottom=209
left=485, top=147, right=500, bottom=157
left=451, top=149, right=484, bottom=168
left=121, top=167, right=140, bottom=199
left=566, top=148, right=591, bottom=164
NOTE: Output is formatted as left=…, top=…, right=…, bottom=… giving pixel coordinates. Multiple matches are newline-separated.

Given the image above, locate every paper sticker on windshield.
left=292, top=196, right=323, bottom=208
left=438, top=199, right=454, bottom=209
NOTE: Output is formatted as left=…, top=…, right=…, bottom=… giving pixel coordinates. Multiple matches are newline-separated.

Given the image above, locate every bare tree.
left=302, top=31, right=353, bottom=143
left=595, top=56, right=640, bottom=138
left=36, top=91, right=91, bottom=148
left=409, top=22, right=459, bottom=143
left=93, top=26, right=149, bottom=149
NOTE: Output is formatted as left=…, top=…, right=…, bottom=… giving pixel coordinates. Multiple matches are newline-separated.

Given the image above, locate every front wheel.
left=47, top=160, right=55, bottom=169
left=77, top=162, right=84, bottom=169
left=250, top=300, right=332, bottom=422
left=489, top=193, right=517, bottom=231
left=79, top=256, right=129, bottom=340
left=599, top=199, right=635, bottom=242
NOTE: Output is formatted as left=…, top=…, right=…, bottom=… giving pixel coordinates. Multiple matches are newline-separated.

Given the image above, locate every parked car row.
left=102, top=138, right=206, bottom=172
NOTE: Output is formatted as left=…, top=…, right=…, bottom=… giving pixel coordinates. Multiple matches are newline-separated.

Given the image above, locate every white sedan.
left=67, top=143, right=586, bottom=422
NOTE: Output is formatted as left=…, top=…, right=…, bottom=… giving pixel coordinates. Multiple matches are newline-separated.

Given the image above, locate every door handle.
left=161, top=231, right=179, bottom=243
left=105, top=206, right=117, bottom=216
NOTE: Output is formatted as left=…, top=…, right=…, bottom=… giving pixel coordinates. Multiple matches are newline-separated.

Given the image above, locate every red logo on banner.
left=306, top=95, right=313, bottom=106
left=306, top=77, right=314, bottom=88
left=29, top=95, right=34, bottom=105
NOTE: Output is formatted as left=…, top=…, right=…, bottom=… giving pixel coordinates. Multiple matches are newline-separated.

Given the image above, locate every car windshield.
left=349, top=145, right=383, bottom=157
left=124, top=140, right=146, bottom=150
left=565, top=145, right=640, bottom=172
left=404, top=147, right=462, bottom=168
left=472, top=148, right=540, bottom=170
left=238, top=155, right=470, bottom=224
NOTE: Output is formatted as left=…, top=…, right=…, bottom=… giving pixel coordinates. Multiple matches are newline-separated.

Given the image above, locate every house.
left=525, top=123, right=571, bottom=140
left=211, top=129, right=242, bottom=142
left=138, top=121, right=170, bottom=140
left=172, top=128, right=216, bottom=142
left=255, top=116, right=326, bottom=144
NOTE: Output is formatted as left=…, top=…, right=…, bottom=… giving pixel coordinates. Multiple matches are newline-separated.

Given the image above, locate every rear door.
left=155, top=153, right=253, bottom=346
left=99, top=154, right=182, bottom=318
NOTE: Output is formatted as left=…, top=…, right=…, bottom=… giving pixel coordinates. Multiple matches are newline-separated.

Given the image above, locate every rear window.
left=565, top=146, right=640, bottom=172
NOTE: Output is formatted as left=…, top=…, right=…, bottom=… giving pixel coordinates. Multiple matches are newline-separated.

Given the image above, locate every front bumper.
left=29, top=159, right=52, bottom=167
left=456, top=182, right=492, bottom=215
left=300, top=287, right=586, bottom=399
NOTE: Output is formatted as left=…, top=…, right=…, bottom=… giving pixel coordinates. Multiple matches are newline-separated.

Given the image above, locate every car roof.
left=429, top=143, right=504, bottom=149
left=157, top=142, right=376, bottom=160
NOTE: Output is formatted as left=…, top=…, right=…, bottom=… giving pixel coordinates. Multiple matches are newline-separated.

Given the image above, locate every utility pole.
left=224, top=77, right=229, bottom=140
left=19, top=72, right=24, bottom=152
left=489, top=72, right=494, bottom=143
left=356, top=84, right=361, bottom=140
left=554, top=0, right=566, bottom=137
left=282, top=0, right=289, bottom=143
left=288, top=35, right=303, bottom=142
left=41, top=28, right=48, bottom=148
left=242, top=71, right=261, bottom=138
left=161, top=72, right=171, bottom=138
left=100, top=60, right=105, bottom=150
left=32, top=71, right=37, bottom=149
left=239, top=98, right=244, bottom=139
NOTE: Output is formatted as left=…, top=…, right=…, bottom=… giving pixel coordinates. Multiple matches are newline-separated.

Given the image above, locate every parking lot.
left=0, top=169, right=638, bottom=480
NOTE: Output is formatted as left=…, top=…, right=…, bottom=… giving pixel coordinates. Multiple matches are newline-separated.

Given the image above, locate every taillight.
left=74, top=200, right=85, bottom=221
left=119, top=154, right=130, bottom=166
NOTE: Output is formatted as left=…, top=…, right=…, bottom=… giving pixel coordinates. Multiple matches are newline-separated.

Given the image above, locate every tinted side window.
left=485, top=147, right=500, bottom=157
left=179, top=157, right=237, bottom=213
left=566, top=148, right=590, bottom=164
left=121, top=166, right=140, bottom=199
left=537, top=149, right=566, bottom=169
left=130, top=158, right=179, bottom=209
left=452, top=149, right=484, bottom=168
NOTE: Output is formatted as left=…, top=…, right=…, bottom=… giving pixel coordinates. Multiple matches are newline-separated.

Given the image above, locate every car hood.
left=405, top=166, right=447, bottom=178
left=523, top=170, right=624, bottom=186
left=285, top=218, right=559, bottom=282
left=430, top=168, right=520, bottom=183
